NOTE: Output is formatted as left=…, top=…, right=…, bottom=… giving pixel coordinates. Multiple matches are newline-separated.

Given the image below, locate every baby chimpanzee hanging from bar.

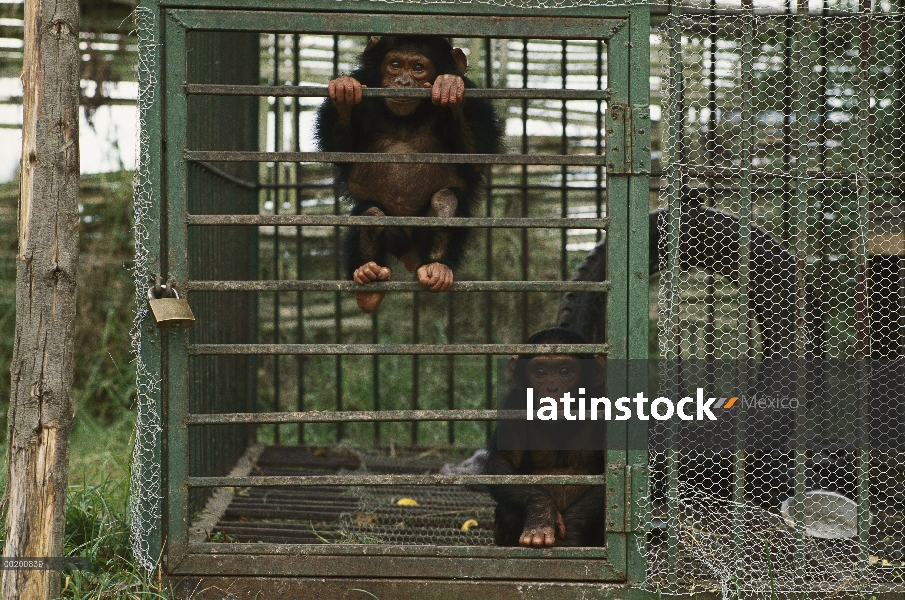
left=315, top=35, right=503, bottom=313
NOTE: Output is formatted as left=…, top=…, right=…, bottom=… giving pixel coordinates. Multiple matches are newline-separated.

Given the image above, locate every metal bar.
left=411, top=290, right=420, bottom=446
left=520, top=38, right=530, bottom=343
left=560, top=39, right=569, bottom=282
left=164, top=19, right=191, bottom=565
left=855, top=0, right=873, bottom=563
left=372, top=310, right=380, bottom=444
left=331, top=34, right=343, bottom=443
left=596, top=38, right=604, bottom=244
left=188, top=409, right=534, bottom=425
left=484, top=36, right=495, bottom=446
left=447, top=294, right=455, bottom=445
left=186, top=214, right=610, bottom=228
left=171, top=10, right=625, bottom=39
left=792, top=0, right=810, bottom=580
left=188, top=474, right=608, bottom=487
left=185, top=151, right=605, bottom=166
left=664, top=9, right=684, bottom=589
left=187, top=280, right=611, bottom=292
left=188, top=343, right=610, bottom=356
left=735, top=0, right=755, bottom=592
left=135, top=0, right=164, bottom=563
left=292, top=32, right=305, bottom=445
left=271, top=32, right=282, bottom=446
left=184, top=84, right=612, bottom=101
left=625, top=5, right=651, bottom=585
left=189, top=543, right=609, bottom=559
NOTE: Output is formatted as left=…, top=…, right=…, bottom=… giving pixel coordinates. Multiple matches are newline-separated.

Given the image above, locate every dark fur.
left=314, top=36, right=503, bottom=277
left=485, top=328, right=608, bottom=547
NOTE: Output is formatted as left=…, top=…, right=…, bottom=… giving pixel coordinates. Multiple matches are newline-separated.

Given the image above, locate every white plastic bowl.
left=780, top=490, right=861, bottom=539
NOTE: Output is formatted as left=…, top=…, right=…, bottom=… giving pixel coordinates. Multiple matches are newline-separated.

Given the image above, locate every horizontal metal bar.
left=184, top=84, right=611, bottom=101
left=171, top=10, right=624, bottom=39
left=188, top=409, right=524, bottom=425
left=187, top=343, right=610, bottom=356
left=186, top=214, right=610, bottom=228
left=186, top=151, right=604, bottom=166
left=188, top=474, right=607, bottom=487
left=186, top=280, right=610, bottom=293
left=189, top=543, right=609, bottom=559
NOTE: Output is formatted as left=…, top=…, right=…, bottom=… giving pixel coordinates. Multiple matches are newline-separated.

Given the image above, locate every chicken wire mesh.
left=651, top=8, right=905, bottom=598
left=130, top=0, right=905, bottom=590
left=130, top=6, right=163, bottom=576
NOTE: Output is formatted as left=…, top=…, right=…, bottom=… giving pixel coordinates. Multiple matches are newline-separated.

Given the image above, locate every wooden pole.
left=2, top=0, right=79, bottom=594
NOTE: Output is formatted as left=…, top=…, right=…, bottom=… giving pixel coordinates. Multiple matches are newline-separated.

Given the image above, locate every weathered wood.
left=2, top=0, right=79, bottom=595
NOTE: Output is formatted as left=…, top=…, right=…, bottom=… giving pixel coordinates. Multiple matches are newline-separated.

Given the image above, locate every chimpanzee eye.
left=390, top=61, right=400, bottom=69
left=414, top=64, right=424, bottom=72
left=535, top=367, right=547, bottom=377
left=559, top=367, right=572, bottom=377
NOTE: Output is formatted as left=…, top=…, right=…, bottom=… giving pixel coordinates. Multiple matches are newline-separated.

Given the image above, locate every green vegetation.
left=0, top=171, right=175, bottom=599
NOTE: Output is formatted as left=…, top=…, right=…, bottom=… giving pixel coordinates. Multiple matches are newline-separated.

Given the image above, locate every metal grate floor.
left=207, top=445, right=497, bottom=545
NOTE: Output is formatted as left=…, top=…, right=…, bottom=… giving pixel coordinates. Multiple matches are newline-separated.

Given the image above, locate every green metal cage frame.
left=137, top=0, right=651, bottom=594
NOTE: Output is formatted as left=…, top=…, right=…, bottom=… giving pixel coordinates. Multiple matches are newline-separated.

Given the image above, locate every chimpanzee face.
left=381, top=47, right=436, bottom=115
left=524, top=355, right=582, bottom=399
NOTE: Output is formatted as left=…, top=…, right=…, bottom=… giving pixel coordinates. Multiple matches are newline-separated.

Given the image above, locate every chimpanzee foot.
left=519, top=511, right=566, bottom=547
left=353, top=261, right=391, bottom=313
left=416, top=262, right=454, bottom=292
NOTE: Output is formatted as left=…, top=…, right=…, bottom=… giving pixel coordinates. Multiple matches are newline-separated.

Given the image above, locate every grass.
left=0, top=171, right=177, bottom=599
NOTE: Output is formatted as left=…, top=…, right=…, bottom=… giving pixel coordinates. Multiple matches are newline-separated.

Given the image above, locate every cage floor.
left=204, top=445, right=497, bottom=545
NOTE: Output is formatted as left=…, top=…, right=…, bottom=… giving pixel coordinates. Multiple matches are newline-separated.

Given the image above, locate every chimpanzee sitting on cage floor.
left=482, top=328, right=609, bottom=547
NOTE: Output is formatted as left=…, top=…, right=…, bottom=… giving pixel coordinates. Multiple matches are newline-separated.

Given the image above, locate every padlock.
left=148, top=285, right=195, bottom=329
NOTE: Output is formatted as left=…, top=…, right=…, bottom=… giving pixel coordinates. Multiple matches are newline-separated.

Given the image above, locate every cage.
left=130, top=0, right=904, bottom=598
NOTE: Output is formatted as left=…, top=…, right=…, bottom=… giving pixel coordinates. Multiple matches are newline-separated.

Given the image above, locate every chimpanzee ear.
left=366, top=36, right=380, bottom=51
left=451, top=48, right=467, bottom=75
left=508, top=356, right=524, bottom=388
left=591, top=355, right=607, bottom=387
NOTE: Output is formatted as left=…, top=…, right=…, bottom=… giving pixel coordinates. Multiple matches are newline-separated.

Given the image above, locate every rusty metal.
left=187, top=409, right=612, bottom=425
left=186, top=214, right=611, bottom=228
left=184, top=83, right=612, bottom=101
left=187, top=343, right=611, bottom=355
left=185, top=150, right=605, bottom=166
left=187, top=280, right=611, bottom=292
left=188, top=474, right=608, bottom=487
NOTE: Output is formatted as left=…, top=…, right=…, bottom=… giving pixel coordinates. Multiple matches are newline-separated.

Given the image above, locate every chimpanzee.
left=314, top=36, right=503, bottom=313
left=485, top=328, right=608, bottom=547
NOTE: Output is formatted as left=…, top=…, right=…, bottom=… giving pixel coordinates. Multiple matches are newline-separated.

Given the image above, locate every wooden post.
left=2, top=0, right=79, bottom=594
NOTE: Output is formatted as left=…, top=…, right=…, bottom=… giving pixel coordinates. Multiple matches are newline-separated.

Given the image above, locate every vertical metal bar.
left=520, top=38, right=530, bottom=343
left=792, top=0, right=810, bottom=583
left=411, top=293, right=420, bottom=446
left=626, top=5, right=651, bottom=585
left=665, top=8, right=684, bottom=588
left=560, top=39, right=569, bottom=281
left=484, top=37, right=494, bottom=445
left=332, top=35, right=344, bottom=442
left=164, top=19, right=190, bottom=563
left=293, top=32, right=305, bottom=445
left=855, top=0, right=873, bottom=561
left=373, top=311, right=380, bottom=444
left=447, top=294, right=455, bottom=445
left=272, top=34, right=282, bottom=445
left=136, top=0, right=163, bottom=562
left=605, top=20, right=630, bottom=582
left=783, top=2, right=794, bottom=250
left=596, top=39, right=604, bottom=244
left=705, top=0, right=717, bottom=388
left=736, top=0, right=755, bottom=592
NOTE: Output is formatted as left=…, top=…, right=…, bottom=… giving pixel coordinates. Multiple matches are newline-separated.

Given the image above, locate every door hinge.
left=606, top=103, right=651, bottom=175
